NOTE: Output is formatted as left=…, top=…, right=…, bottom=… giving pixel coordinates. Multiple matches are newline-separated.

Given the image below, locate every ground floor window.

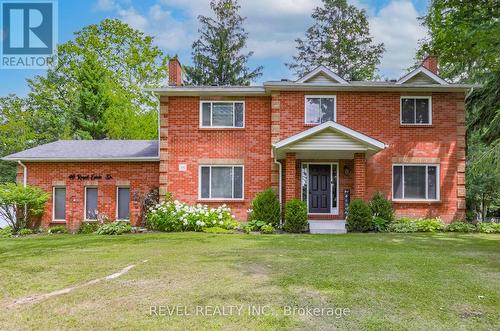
left=53, top=187, right=66, bottom=221
left=85, top=187, right=98, bottom=220
left=117, top=187, right=130, bottom=220
left=393, top=164, right=439, bottom=200
left=199, top=165, right=243, bottom=199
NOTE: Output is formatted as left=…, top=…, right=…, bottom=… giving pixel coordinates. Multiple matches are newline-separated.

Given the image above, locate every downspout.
left=18, top=160, right=27, bottom=188
left=273, top=155, right=283, bottom=228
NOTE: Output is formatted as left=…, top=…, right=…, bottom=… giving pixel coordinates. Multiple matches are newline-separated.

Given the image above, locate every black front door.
left=309, top=164, right=331, bottom=213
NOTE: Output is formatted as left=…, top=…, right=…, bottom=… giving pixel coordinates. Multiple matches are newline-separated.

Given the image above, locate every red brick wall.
left=19, top=162, right=159, bottom=231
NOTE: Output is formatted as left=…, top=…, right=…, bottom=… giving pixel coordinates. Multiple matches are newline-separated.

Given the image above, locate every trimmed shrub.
left=146, top=201, right=238, bottom=232
left=446, top=221, right=477, bottom=233
left=0, top=226, right=13, bottom=238
left=249, top=188, right=280, bottom=227
left=48, top=225, right=68, bottom=234
left=96, top=222, right=132, bottom=235
left=18, top=228, right=33, bottom=236
left=78, top=222, right=100, bottom=234
left=370, top=192, right=395, bottom=224
left=346, top=199, right=373, bottom=232
left=387, top=218, right=418, bottom=233
left=260, top=223, right=275, bottom=234
left=477, top=222, right=500, bottom=233
left=415, top=218, right=445, bottom=232
left=283, top=199, right=308, bottom=233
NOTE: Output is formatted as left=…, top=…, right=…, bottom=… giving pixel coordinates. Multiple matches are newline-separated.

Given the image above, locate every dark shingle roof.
left=2, top=140, right=159, bottom=161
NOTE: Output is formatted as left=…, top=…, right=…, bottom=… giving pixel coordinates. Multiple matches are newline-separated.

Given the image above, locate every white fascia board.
left=295, top=65, right=350, bottom=84
left=396, top=66, right=449, bottom=85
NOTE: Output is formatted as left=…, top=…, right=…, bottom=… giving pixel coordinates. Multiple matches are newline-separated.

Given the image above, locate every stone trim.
left=392, top=157, right=440, bottom=164
left=198, top=159, right=245, bottom=165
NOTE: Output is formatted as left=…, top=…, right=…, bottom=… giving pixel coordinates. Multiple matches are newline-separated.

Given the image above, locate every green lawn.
left=0, top=233, right=498, bottom=330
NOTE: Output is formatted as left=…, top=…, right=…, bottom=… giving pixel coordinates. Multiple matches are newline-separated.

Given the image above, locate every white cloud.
left=369, top=0, right=427, bottom=78
left=93, top=0, right=427, bottom=80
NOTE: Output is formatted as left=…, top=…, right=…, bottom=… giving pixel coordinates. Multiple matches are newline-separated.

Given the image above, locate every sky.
left=0, top=0, right=429, bottom=96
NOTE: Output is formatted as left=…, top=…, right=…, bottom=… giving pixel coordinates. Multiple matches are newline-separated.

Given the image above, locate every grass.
left=0, top=232, right=499, bottom=330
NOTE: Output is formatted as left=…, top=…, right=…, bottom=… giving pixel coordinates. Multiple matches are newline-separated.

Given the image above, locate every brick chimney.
left=168, top=57, right=182, bottom=86
left=422, top=55, right=438, bottom=74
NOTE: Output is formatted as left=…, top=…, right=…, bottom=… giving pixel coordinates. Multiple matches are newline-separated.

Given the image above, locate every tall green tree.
left=27, top=18, right=167, bottom=140
left=419, top=0, right=500, bottom=219
left=185, top=0, right=263, bottom=86
left=287, top=0, right=385, bottom=80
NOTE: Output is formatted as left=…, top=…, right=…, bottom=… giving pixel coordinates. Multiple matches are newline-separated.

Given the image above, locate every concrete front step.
left=308, top=220, right=347, bottom=234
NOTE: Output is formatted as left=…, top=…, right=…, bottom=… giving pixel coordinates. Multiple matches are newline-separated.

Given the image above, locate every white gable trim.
left=396, top=66, right=448, bottom=85
left=296, top=65, right=349, bottom=85
left=273, top=121, right=387, bottom=150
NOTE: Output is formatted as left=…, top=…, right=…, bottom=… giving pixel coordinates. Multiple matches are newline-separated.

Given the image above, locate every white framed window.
left=392, top=164, right=439, bottom=201
left=400, top=96, right=432, bottom=125
left=84, top=187, right=98, bottom=220
left=305, top=95, right=336, bottom=124
left=116, top=187, right=130, bottom=220
left=199, top=165, right=244, bottom=200
left=52, top=187, right=66, bottom=221
left=200, top=101, right=245, bottom=128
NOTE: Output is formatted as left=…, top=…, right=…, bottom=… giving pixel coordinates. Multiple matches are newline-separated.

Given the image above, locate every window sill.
left=51, top=220, right=66, bottom=224
left=392, top=200, right=441, bottom=204
left=400, top=124, right=433, bottom=128
left=199, top=127, right=245, bottom=131
left=83, top=219, right=98, bottom=223
left=197, top=199, right=245, bottom=203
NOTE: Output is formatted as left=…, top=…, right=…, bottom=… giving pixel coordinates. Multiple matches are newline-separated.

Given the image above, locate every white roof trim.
left=396, top=66, right=449, bottom=85
left=295, top=65, right=349, bottom=85
left=273, top=121, right=387, bottom=150
left=2, top=157, right=160, bottom=162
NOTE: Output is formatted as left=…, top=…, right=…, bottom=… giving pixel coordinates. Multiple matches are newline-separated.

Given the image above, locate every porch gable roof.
left=273, top=121, right=387, bottom=159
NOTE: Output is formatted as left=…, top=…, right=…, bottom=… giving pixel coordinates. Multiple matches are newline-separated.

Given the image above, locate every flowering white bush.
left=146, top=200, right=239, bottom=232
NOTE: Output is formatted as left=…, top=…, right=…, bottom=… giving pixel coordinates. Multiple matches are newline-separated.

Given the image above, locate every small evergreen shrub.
left=415, top=218, right=445, bottom=232
left=283, top=199, right=308, bottom=233
left=78, top=222, right=100, bottom=234
left=0, top=226, right=13, bottom=238
left=202, top=227, right=234, bottom=234
left=18, top=228, right=33, bottom=236
left=260, top=223, right=275, bottom=234
left=48, top=225, right=68, bottom=234
left=369, top=192, right=394, bottom=224
left=387, top=218, right=418, bottom=233
left=476, top=222, right=500, bottom=233
left=346, top=199, right=373, bottom=232
left=249, top=188, right=280, bottom=226
left=96, top=222, right=132, bottom=235
left=446, top=221, right=477, bottom=233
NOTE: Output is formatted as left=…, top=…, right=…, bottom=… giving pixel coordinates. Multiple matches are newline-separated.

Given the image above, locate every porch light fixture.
left=343, top=165, right=351, bottom=176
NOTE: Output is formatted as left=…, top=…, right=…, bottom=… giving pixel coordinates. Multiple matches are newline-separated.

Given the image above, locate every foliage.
left=249, top=188, right=281, bottom=226
left=370, top=192, right=394, bottom=222
left=372, top=216, right=388, bottom=233
left=202, top=227, right=234, bottom=234
left=476, top=222, right=500, bottom=234
left=287, top=0, right=384, bottom=80
left=346, top=199, right=373, bottom=232
left=387, top=218, right=418, bottom=233
left=48, top=225, right=68, bottom=234
left=415, top=218, right=445, bottom=232
left=445, top=221, right=477, bottom=233
left=78, top=222, right=100, bottom=234
left=132, top=188, right=159, bottom=227
left=185, top=0, right=262, bottom=85
left=246, top=219, right=267, bottom=231
left=25, top=18, right=166, bottom=141
left=0, top=226, right=13, bottom=238
left=146, top=200, right=239, bottom=232
left=18, top=228, right=33, bottom=236
left=96, top=222, right=132, bottom=235
left=260, top=223, right=275, bottom=234
left=0, top=183, right=49, bottom=232
left=283, top=199, right=308, bottom=233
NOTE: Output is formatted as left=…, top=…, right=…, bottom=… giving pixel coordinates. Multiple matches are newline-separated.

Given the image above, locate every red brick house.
left=3, top=56, right=470, bottom=232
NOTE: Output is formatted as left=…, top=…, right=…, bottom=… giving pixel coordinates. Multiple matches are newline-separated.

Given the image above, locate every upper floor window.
left=200, top=101, right=244, bottom=128
left=401, top=96, right=432, bottom=125
left=393, top=164, right=439, bottom=201
left=305, top=96, right=336, bottom=124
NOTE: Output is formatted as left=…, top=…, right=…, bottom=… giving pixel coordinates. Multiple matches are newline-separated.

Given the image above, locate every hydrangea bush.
left=146, top=200, right=239, bottom=232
